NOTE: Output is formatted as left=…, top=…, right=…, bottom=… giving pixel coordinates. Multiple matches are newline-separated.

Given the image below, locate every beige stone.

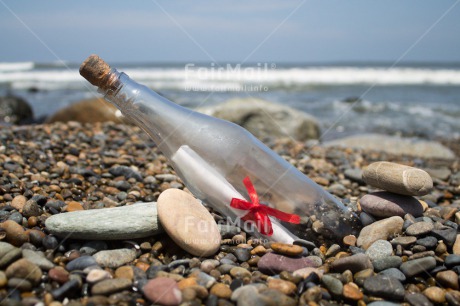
left=362, top=161, right=433, bottom=196
left=453, top=234, right=460, bottom=255
left=157, top=189, right=221, bottom=257
left=267, top=278, right=297, bottom=295
left=357, top=216, right=404, bottom=250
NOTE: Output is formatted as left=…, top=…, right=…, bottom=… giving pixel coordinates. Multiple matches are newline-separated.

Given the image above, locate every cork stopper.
left=80, top=54, right=117, bottom=90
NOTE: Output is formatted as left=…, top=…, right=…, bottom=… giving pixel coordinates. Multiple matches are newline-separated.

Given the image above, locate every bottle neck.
left=100, top=68, right=193, bottom=157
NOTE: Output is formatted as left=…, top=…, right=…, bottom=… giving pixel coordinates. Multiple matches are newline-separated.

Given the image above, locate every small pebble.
left=91, top=278, right=132, bottom=295
left=423, top=286, right=446, bottom=304
left=365, top=240, right=393, bottom=261
left=267, top=278, right=297, bottom=295
left=400, top=257, right=437, bottom=278
left=210, top=283, right=232, bottom=299
left=93, top=248, right=137, bottom=268
left=270, top=242, right=303, bottom=257
left=331, top=253, right=373, bottom=273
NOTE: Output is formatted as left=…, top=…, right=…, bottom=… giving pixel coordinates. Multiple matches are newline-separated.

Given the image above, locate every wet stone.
left=22, top=249, right=54, bottom=270
left=321, top=274, right=343, bottom=296
left=445, top=254, right=460, bottom=267
left=143, top=277, right=182, bottom=305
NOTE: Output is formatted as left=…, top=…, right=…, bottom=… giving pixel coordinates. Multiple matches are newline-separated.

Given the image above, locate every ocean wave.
left=0, top=62, right=34, bottom=72
left=1, top=66, right=460, bottom=91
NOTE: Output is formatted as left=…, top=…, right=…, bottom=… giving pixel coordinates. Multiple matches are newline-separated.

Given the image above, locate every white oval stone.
left=362, top=161, right=433, bottom=196
left=157, top=189, right=221, bottom=257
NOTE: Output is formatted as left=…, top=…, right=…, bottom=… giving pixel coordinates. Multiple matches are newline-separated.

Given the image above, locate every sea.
left=1, top=61, right=460, bottom=141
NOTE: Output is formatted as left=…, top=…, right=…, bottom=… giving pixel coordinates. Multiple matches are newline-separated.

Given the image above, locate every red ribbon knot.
left=230, top=176, right=300, bottom=236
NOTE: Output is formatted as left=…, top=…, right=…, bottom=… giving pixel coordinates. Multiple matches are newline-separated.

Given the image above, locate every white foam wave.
left=1, top=66, right=460, bottom=91
left=0, top=62, right=34, bottom=72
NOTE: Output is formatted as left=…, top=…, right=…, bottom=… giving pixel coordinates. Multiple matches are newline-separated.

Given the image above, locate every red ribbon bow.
left=230, top=176, right=300, bottom=236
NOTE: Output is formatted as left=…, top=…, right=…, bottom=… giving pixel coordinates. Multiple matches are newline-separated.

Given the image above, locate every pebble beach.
left=0, top=121, right=459, bottom=306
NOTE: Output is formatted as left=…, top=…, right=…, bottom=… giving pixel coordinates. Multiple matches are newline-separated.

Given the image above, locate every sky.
left=1, top=0, right=459, bottom=64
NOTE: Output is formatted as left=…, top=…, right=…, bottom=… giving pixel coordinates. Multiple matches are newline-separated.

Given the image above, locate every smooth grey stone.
left=360, top=192, right=424, bottom=218
left=0, top=242, right=17, bottom=258
left=93, top=248, right=137, bottom=268
left=365, top=240, right=393, bottom=261
left=331, top=253, right=373, bottom=273
left=431, top=228, right=457, bottom=246
left=22, top=249, right=54, bottom=271
left=233, top=248, right=251, bottom=262
left=364, top=275, right=405, bottom=300
left=405, top=292, right=433, bottom=306
left=372, top=256, right=402, bottom=272
left=379, top=268, right=406, bottom=282
left=445, top=254, right=460, bottom=268
left=321, top=275, right=343, bottom=296
left=66, top=255, right=99, bottom=271
left=416, top=236, right=438, bottom=249
left=45, top=202, right=162, bottom=240
left=400, top=257, right=436, bottom=278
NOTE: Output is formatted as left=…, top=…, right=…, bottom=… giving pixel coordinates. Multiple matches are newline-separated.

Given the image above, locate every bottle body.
left=100, top=69, right=359, bottom=242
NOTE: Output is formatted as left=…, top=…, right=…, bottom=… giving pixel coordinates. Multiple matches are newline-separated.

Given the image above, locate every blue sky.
left=1, top=0, right=459, bottom=63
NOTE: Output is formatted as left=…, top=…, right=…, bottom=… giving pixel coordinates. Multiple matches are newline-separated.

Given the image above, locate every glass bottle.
left=80, top=55, right=360, bottom=243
